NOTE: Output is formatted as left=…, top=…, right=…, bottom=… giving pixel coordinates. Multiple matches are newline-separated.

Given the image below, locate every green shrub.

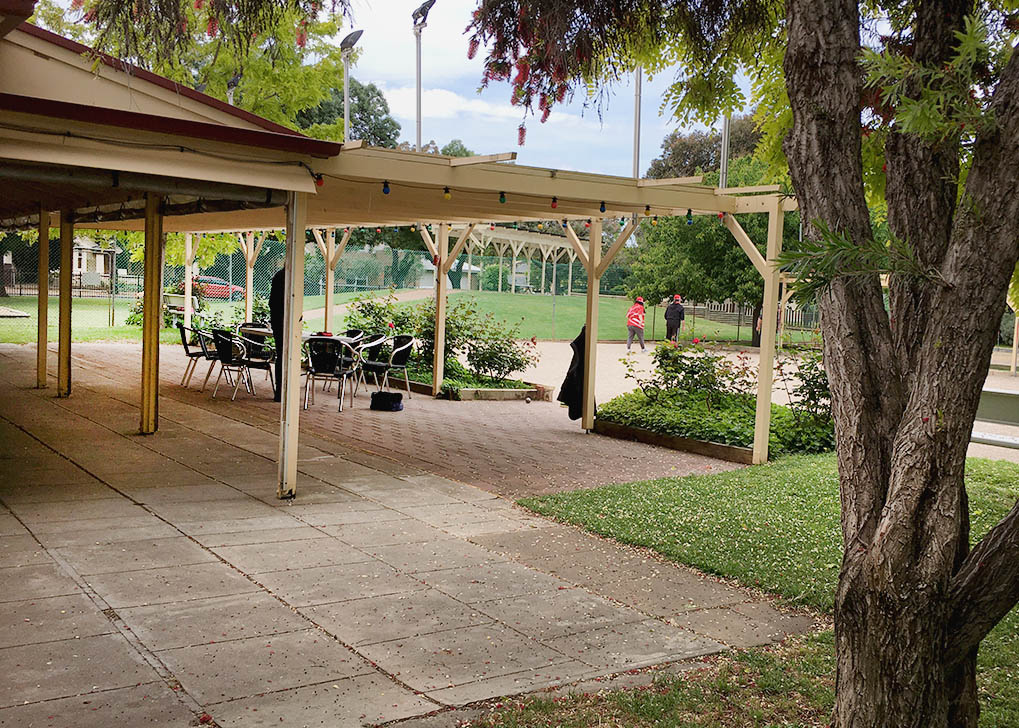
left=464, top=312, right=538, bottom=382
left=344, top=289, right=415, bottom=335
left=231, top=295, right=270, bottom=326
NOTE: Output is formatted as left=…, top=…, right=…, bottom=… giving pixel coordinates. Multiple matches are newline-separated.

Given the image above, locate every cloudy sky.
left=342, top=0, right=727, bottom=177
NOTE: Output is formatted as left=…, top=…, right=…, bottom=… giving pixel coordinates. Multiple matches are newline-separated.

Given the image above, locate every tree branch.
left=946, top=499, right=1019, bottom=666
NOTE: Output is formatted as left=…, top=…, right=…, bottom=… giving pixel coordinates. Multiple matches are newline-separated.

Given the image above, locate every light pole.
left=340, top=30, right=363, bottom=144
left=225, top=72, right=241, bottom=106
left=632, top=66, right=642, bottom=178
left=720, top=115, right=731, bottom=188
left=412, top=0, right=436, bottom=152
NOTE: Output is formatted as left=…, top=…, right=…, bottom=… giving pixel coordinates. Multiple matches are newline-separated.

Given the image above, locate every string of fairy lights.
left=317, top=174, right=718, bottom=236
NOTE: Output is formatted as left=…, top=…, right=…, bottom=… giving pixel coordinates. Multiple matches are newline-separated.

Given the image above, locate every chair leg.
left=303, top=375, right=311, bottom=410
left=201, top=361, right=217, bottom=392
left=181, top=358, right=195, bottom=386
left=231, top=369, right=244, bottom=401
left=246, top=367, right=256, bottom=396
left=404, top=370, right=411, bottom=399
left=212, top=368, right=225, bottom=398
left=185, top=358, right=199, bottom=387
left=337, top=375, right=344, bottom=412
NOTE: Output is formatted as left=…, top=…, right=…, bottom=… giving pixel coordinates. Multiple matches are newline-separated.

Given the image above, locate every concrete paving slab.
left=118, top=591, right=307, bottom=651
left=0, top=633, right=159, bottom=707
left=255, top=561, right=425, bottom=608
left=175, top=513, right=306, bottom=537
left=405, top=503, right=511, bottom=529
left=292, top=457, right=382, bottom=484
left=32, top=521, right=182, bottom=548
left=252, top=483, right=363, bottom=506
left=364, top=489, right=467, bottom=509
left=417, top=562, right=573, bottom=604
left=425, top=661, right=594, bottom=707
left=473, top=589, right=646, bottom=640
left=211, top=537, right=372, bottom=574
left=0, top=682, right=197, bottom=727
left=0, top=481, right=118, bottom=504
left=7, top=498, right=143, bottom=524
left=397, top=475, right=501, bottom=503
left=368, top=540, right=507, bottom=574
left=0, top=514, right=28, bottom=537
left=285, top=500, right=398, bottom=527
left=324, top=518, right=454, bottom=547
left=210, top=673, right=436, bottom=728
left=0, top=464, right=101, bottom=488
left=0, top=533, right=50, bottom=567
left=100, top=469, right=224, bottom=489
left=147, top=498, right=279, bottom=523
left=357, top=623, right=572, bottom=693
left=83, top=562, right=260, bottom=608
left=158, top=628, right=375, bottom=705
left=541, top=619, right=723, bottom=671
left=192, top=525, right=329, bottom=548
left=441, top=516, right=544, bottom=539
left=54, top=536, right=218, bottom=576
left=0, top=593, right=113, bottom=649
left=0, top=563, right=82, bottom=602
left=305, top=588, right=492, bottom=647
left=670, top=602, right=817, bottom=648
left=118, top=483, right=249, bottom=503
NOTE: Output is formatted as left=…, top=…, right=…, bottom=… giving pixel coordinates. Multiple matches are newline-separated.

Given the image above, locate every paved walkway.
left=0, top=343, right=814, bottom=726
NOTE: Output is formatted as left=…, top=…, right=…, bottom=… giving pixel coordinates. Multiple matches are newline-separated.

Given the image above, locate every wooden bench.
left=163, top=293, right=200, bottom=320
left=972, top=388, right=1019, bottom=450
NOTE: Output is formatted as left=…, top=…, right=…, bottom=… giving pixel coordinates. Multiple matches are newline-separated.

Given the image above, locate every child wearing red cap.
left=626, top=296, right=646, bottom=353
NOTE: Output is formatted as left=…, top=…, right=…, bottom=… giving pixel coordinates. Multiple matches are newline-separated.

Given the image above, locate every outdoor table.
left=238, top=326, right=356, bottom=344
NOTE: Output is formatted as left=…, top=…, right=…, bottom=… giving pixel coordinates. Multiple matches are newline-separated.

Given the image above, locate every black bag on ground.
left=370, top=391, right=404, bottom=411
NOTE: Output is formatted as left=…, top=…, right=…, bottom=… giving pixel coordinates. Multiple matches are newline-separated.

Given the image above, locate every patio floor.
left=0, top=343, right=815, bottom=726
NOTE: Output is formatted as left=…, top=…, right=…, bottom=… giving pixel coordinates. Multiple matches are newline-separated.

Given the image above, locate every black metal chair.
left=177, top=322, right=205, bottom=387
left=304, top=337, right=360, bottom=411
left=195, top=329, right=220, bottom=392
left=343, top=328, right=365, bottom=343
left=383, top=335, right=415, bottom=398
left=355, top=333, right=388, bottom=392
left=210, top=328, right=275, bottom=400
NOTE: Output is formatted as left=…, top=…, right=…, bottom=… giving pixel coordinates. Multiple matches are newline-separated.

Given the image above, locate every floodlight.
left=340, top=29, right=363, bottom=51
left=226, top=72, right=242, bottom=90
left=412, top=0, right=435, bottom=25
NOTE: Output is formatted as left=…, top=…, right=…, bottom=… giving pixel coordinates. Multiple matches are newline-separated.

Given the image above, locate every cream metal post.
left=57, top=211, right=72, bottom=398
left=581, top=219, right=602, bottom=430
left=277, top=192, right=307, bottom=499
left=752, top=199, right=784, bottom=464
left=140, top=193, right=163, bottom=434
left=36, top=204, right=48, bottom=389
left=432, top=222, right=449, bottom=396
left=183, top=233, right=194, bottom=330
left=324, top=228, right=335, bottom=330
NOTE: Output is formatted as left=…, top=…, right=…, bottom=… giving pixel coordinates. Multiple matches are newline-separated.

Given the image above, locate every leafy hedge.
left=599, top=343, right=835, bottom=457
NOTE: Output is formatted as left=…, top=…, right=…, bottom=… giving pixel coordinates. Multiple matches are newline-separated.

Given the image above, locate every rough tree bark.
left=783, top=0, right=1019, bottom=724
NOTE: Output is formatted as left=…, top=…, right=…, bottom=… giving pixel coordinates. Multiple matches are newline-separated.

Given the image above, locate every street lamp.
left=339, top=29, right=363, bottom=144
left=225, top=72, right=242, bottom=105
left=412, top=0, right=436, bottom=152
left=632, top=66, right=642, bottom=178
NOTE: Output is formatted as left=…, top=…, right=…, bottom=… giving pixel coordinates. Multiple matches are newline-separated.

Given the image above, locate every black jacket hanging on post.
left=558, top=326, right=586, bottom=421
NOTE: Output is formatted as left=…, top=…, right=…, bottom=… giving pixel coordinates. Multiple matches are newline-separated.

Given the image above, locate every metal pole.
left=140, top=193, right=163, bottom=434
left=720, top=115, right=731, bottom=189
left=343, top=52, right=351, bottom=145
left=36, top=205, right=48, bottom=389
left=414, top=25, right=424, bottom=152
left=57, top=212, right=72, bottom=398
left=632, top=67, right=642, bottom=178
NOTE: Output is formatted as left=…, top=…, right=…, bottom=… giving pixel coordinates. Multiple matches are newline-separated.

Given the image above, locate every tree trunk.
left=783, top=0, right=1019, bottom=723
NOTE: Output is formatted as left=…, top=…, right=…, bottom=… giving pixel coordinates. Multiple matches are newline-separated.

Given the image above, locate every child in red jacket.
left=626, top=296, right=646, bottom=353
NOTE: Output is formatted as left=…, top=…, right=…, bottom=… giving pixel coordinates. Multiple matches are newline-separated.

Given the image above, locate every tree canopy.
left=295, top=78, right=402, bottom=147
left=646, top=114, right=761, bottom=178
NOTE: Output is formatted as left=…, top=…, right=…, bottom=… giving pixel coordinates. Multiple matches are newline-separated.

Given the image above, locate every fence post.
left=36, top=205, right=49, bottom=389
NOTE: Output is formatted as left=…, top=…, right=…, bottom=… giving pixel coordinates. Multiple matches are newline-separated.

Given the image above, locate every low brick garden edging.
left=593, top=418, right=754, bottom=465
left=389, top=378, right=554, bottom=402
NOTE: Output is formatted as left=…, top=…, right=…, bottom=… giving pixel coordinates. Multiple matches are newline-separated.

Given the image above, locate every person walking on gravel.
left=626, top=296, right=646, bottom=353
left=665, top=294, right=685, bottom=343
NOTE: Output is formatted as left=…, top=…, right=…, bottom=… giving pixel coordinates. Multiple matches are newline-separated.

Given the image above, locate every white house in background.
left=418, top=258, right=482, bottom=290
left=511, top=260, right=530, bottom=291
left=71, top=237, right=111, bottom=276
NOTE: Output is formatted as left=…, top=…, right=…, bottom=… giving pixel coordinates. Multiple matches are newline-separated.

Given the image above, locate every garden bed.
left=593, top=418, right=754, bottom=464
left=401, top=367, right=553, bottom=401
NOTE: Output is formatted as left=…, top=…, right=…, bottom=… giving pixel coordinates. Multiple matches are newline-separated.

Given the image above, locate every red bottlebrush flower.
left=70, top=0, right=84, bottom=9
left=82, top=8, right=96, bottom=21
left=881, top=162, right=887, bottom=172
left=538, top=94, right=548, bottom=112
left=467, top=37, right=480, bottom=60
left=555, top=84, right=567, bottom=103
left=515, top=58, right=530, bottom=82
left=517, top=123, right=527, bottom=146
left=193, top=0, right=203, bottom=8
left=206, top=16, right=218, bottom=37
left=296, top=31, right=307, bottom=48
left=541, top=107, right=550, bottom=123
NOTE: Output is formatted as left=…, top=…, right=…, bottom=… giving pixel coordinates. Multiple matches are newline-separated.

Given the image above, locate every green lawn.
left=501, top=455, right=1019, bottom=727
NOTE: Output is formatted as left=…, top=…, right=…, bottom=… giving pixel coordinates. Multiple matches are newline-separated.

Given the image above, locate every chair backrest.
left=336, top=340, right=361, bottom=373
left=306, top=336, right=341, bottom=374
left=211, top=329, right=242, bottom=364
left=343, top=329, right=364, bottom=343
left=390, top=335, right=415, bottom=367
left=359, top=334, right=387, bottom=363
left=177, top=322, right=194, bottom=355
left=196, top=329, right=217, bottom=360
